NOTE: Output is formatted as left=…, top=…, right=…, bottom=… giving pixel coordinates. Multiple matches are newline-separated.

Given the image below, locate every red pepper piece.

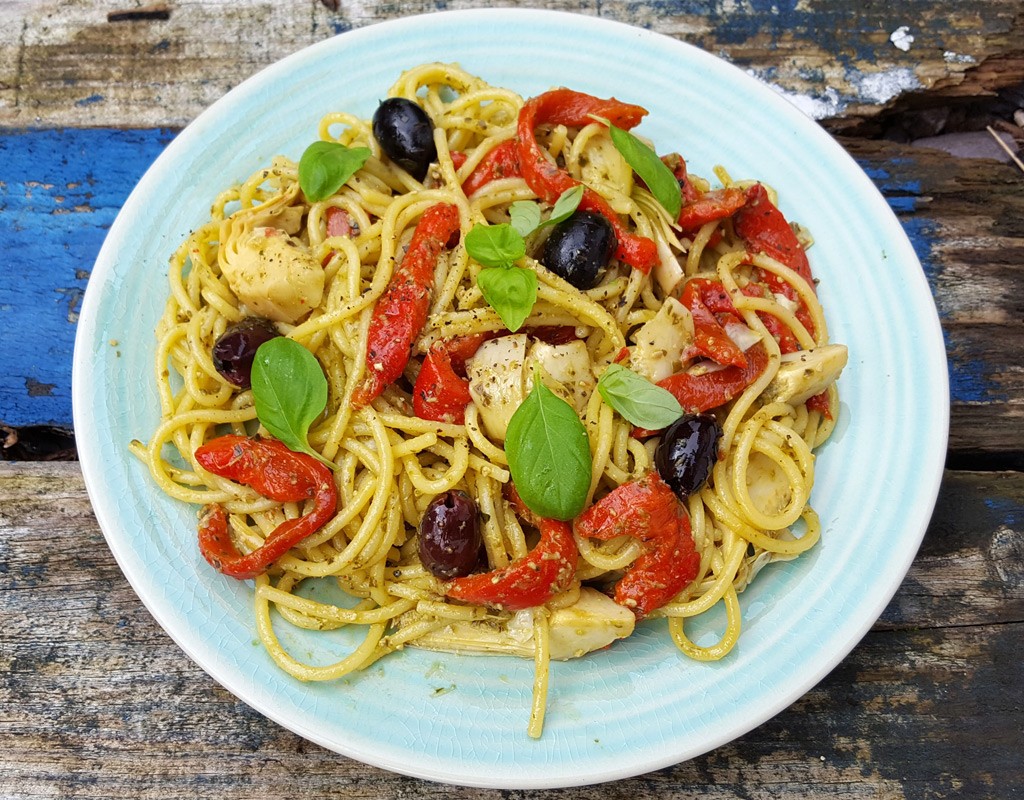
left=524, top=325, right=579, bottom=346
left=446, top=516, right=578, bottom=611
left=351, top=203, right=461, bottom=407
left=195, top=436, right=337, bottom=580
left=664, top=153, right=701, bottom=205
left=413, top=333, right=491, bottom=424
left=325, top=206, right=354, bottom=238
left=739, top=283, right=801, bottom=354
left=517, top=89, right=659, bottom=273
left=449, top=150, right=468, bottom=170
left=461, top=139, right=522, bottom=196
left=681, top=278, right=748, bottom=369
left=658, top=341, right=770, bottom=414
left=677, top=187, right=746, bottom=231
left=806, top=390, right=832, bottom=419
left=734, top=184, right=813, bottom=287
left=734, top=184, right=817, bottom=339
left=575, top=471, right=699, bottom=618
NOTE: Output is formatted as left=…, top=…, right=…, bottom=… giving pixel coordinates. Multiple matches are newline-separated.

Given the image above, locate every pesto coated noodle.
left=133, top=63, right=848, bottom=738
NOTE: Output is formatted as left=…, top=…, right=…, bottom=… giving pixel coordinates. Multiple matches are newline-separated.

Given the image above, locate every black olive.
left=212, top=317, right=280, bottom=388
left=372, top=98, right=437, bottom=182
left=418, top=490, right=483, bottom=579
left=654, top=414, right=722, bottom=499
left=541, top=211, right=617, bottom=290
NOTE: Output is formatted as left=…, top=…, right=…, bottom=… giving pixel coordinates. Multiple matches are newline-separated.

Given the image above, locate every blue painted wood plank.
left=0, top=128, right=177, bottom=427
left=0, top=128, right=1014, bottom=433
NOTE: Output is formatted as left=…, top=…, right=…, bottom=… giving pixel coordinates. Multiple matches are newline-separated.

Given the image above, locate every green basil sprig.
left=607, top=124, right=681, bottom=219
left=465, top=222, right=535, bottom=331
left=597, top=363, right=684, bottom=430
left=509, top=184, right=584, bottom=237
left=464, top=222, right=526, bottom=268
left=251, top=337, right=336, bottom=468
left=467, top=187, right=584, bottom=331
left=508, top=202, right=542, bottom=238
left=505, top=376, right=592, bottom=520
left=298, top=141, right=371, bottom=202
left=476, top=266, right=537, bottom=333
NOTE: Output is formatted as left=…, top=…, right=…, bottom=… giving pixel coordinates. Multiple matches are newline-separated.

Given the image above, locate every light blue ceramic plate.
left=73, top=9, right=948, bottom=789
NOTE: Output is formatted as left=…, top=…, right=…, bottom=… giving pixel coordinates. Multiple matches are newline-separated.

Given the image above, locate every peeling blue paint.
left=0, top=128, right=177, bottom=427
left=983, top=495, right=1022, bottom=526
left=74, top=94, right=104, bottom=107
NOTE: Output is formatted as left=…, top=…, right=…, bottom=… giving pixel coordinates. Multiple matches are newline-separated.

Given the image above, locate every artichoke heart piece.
left=408, top=588, right=635, bottom=661
left=466, top=335, right=595, bottom=442
left=761, top=343, right=849, bottom=407
left=630, top=296, right=694, bottom=384
left=218, top=182, right=324, bottom=323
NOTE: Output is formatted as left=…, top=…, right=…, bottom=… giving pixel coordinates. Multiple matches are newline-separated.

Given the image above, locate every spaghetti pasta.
left=132, top=62, right=847, bottom=736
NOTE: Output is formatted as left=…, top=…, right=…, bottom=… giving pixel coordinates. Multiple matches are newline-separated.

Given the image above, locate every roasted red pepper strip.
left=739, top=282, right=800, bottom=354
left=677, top=187, right=746, bottom=231
left=461, top=139, right=522, bottom=196
left=658, top=341, right=770, bottom=415
left=413, top=333, right=491, bottom=424
left=575, top=471, right=700, bottom=618
left=734, top=183, right=813, bottom=287
left=195, top=436, right=337, bottom=580
left=681, top=278, right=748, bottom=369
left=734, top=184, right=817, bottom=339
left=807, top=390, right=832, bottom=419
left=351, top=203, right=461, bottom=407
left=446, top=516, right=578, bottom=611
left=325, top=206, right=355, bottom=238
left=517, top=89, right=659, bottom=273
left=664, top=153, right=701, bottom=205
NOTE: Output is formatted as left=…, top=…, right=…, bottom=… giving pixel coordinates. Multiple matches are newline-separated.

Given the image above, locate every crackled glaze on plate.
left=73, top=9, right=948, bottom=788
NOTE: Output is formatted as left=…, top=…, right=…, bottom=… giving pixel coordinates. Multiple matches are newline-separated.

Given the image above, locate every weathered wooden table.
left=2, top=2, right=1023, bottom=797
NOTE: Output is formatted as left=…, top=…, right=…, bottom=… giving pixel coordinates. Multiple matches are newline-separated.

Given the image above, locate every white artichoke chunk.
left=528, top=339, right=595, bottom=415
left=217, top=181, right=323, bottom=324
left=466, top=334, right=529, bottom=442
left=653, top=234, right=685, bottom=297
left=630, top=297, right=694, bottom=383
left=467, top=335, right=595, bottom=441
left=545, top=587, right=636, bottom=660
left=408, top=588, right=635, bottom=661
left=579, top=132, right=634, bottom=215
left=762, top=343, right=849, bottom=406
left=221, top=227, right=324, bottom=323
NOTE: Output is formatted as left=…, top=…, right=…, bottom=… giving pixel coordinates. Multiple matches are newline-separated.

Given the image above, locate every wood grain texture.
left=1, top=0, right=1022, bottom=129
left=2, top=1, right=1022, bottom=439
left=3, top=131, right=1023, bottom=440
left=2, top=463, right=1022, bottom=798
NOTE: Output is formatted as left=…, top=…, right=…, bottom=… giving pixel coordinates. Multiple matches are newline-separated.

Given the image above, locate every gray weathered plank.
left=2, top=463, right=1021, bottom=797
left=1, top=0, right=1022, bottom=129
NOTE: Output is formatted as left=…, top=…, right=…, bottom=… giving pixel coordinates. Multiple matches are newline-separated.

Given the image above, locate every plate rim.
left=72, top=7, right=950, bottom=788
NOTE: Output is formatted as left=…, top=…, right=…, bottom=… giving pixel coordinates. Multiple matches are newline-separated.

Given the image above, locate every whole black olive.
left=372, top=97, right=437, bottom=182
left=418, top=490, right=483, bottom=579
left=541, top=211, right=617, bottom=290
left=212, top=317, right=280, bottom=388
left=654, top=414, right=723, bottom=499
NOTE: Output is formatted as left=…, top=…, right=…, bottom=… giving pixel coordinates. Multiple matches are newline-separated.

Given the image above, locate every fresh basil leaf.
left=505, top=378, right=592, bottom=520
left=510, top=186, right=584, bottom=240
left=465, top=222, right=526, bottom=268
left=251, top=337, right=335, bottom=468
left=509, top=201, right=542, bottom=237
left=547, top=184, right=584, bottom=226
left=299, top=141, right=371, bottom=203
left=597, top=363, right=684, bottom=430
left=477, top=266, right=537, bottom=332
left=608, top=124, right=681, bottom=218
